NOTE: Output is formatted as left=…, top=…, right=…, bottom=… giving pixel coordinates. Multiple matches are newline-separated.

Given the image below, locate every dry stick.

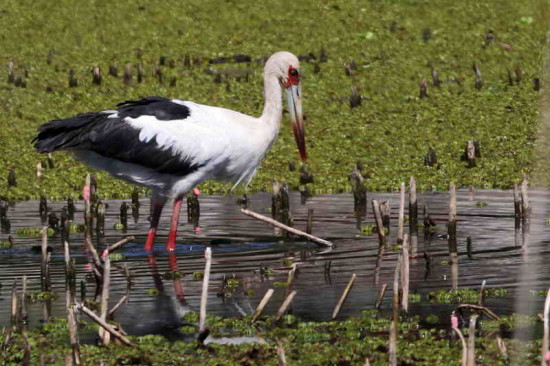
left=332, top=274, right=357, bottom=319
left=276, top=339, right=287, bottom=366
left=85, top=237, right=103, bottom=280
left=542, top=287, right=550, bottom=365
left=99, top=254, right=111, bottom=345
left=513, top=183, right=522, bottom=219
left=41, top=226, right=50, bottom=291
left=285, top=264, right=297, bottom=299
left=67, top=304, right=81, bottom=364
left=449, top=183, right=457, bottom=238
left=106, top=236, right=135, bottom=253
left=76, top=303, right=133, bottom=346
left=199, top=247, right=212, bottom=333
left=20, top=275, right=27, bottom=324
left=64, top=241, right=71, bottom=274
left=241, top=209, right=333, bottom=247
left=521, top=178, right=530, bottom=220
left=409, top=177, right=418, bottom=229
left=11, top=280, right=18, bottom=326
left=467, top=314, right=478, bottom=366
left=457, top=304, right=500, bottom=321
left=306, top=209, right=314, bottom=235
left=372, top=200, right=386, bottom=247
left=375, top=283, right=388, bottom=309
left=389, top=255, right=402, bottom=366
left=397, top=183, right=405, bottom=244
left=496, top=335, right=507, bottom=358
left=109, top=266, right=131, bottom=317
left=478, top=280, right=486, bottom=306
left=449, top=183, right=458, bottom=290
left=251, top=289, right=275, bottom=322
left=275, top=291, right=297, bottom=321
left=36, top=162, right=42, bottom=180
left=44, top=251, right=52, bottom=322
left=400, top=234, right=410, bottom=312
left=84, top=176, right=102, bottom=280
left=452, top=324, right=468, bottom=366
left=380, top=201, right=391, bottom=233
left=521, top=178, right=531, bottom=249
left=21, top=332, right=31, bottom=366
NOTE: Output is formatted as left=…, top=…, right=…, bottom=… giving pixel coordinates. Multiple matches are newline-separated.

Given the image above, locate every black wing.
left=33, top=97, right=201, bottom=176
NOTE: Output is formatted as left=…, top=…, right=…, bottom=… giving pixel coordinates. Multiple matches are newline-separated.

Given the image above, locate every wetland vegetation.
left=0, top=0, right=549, bottom=200
left=1, top=0, right=550, bottom=365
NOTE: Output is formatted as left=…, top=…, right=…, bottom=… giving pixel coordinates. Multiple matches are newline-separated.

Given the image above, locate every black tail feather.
left=33, top=113, right=106, bottom=153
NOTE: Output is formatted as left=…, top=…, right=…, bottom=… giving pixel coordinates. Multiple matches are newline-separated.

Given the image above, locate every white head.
left=264, top=51, right=306, bottom=162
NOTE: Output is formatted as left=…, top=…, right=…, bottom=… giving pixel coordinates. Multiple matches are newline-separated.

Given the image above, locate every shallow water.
left=0, top=190, right=548, bottom=340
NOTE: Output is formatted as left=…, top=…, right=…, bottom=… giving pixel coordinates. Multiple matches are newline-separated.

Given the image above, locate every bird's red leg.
left=145, top=200, right=165, bottom=251
left=166, top=198, right=183, bottom=252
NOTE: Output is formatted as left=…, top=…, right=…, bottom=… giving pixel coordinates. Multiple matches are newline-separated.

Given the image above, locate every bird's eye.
left=289, top=68, right=299, bottom=77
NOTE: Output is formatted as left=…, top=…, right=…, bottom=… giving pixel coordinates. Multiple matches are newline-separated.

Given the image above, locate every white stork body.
left=75, top=101, right=280, bottom=196
left=34, top=51, right=305, bottom=251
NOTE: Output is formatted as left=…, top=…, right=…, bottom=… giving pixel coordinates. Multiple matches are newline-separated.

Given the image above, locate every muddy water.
left=0, top=190, right=548, bottom=339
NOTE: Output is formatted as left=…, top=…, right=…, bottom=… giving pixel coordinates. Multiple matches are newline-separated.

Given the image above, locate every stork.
left=33, top=51, right=306, bottom=252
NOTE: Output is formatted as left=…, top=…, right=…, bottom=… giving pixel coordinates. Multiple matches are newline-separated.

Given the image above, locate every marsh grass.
left=0, top=0, right=548, bottom=201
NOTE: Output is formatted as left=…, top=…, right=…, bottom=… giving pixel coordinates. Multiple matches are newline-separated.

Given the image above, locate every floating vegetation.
left=0, top=1, right=547, bottom=201
left=16, top=227, right=54, bottom=237
left=360, top=225, right=376, bottom=235
left=428, top=288, right=508, bottom=303
left=225, top=278, right=242, bottom=290
left=192, top=272, right=204, bottom=281
left=108, top=253, right=125, bottom=262
left=273, top=282, right=287, bottom=288
left=146, top=288, right=161, bottom=297
left=83, top=300, right=101, bottom=312
left=409, top=293, right=422, bottom=303
left=476, top=201, right=488, bottom=207
left=69, top=223, right=86, bottom=233
left=480, top=314, right=539, bottom=331
left=0, top=240, right=12, bottom=248
left=425, top=314, right=440, bottom=324
left=162, top=271, right=183, bottom=280
left=28, top=291, right=57, bottom=303
left=113, top=223, right=125, bottom=230
left=530, top=289, right=548, bottom=297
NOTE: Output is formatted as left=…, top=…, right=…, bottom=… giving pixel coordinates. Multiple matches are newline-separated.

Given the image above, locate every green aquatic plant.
left=428, top=288, right=508, bottom=303
left=146, top=288, right=161, bottom=297
left=28, top=291, right=57, bottom=303
left=192, top=272, right=204, bottom=281
left=0, top=240, right=12, bottom=248
left=480, top=314, right=539, bottom=331
left=0, top=0, right=547, bottom=201
left=109, top=253, right=125, bottom=262
left=162, top=271, right=183, bottom=280
left=0, top=312, right=544, bottom=365
left=225, top=278, right=242, bottom=290
left=69, top=223, right=86, bottom=233
left=360, top=225, right=376, bottom=235
left=16, top=227, right=54, bottom=237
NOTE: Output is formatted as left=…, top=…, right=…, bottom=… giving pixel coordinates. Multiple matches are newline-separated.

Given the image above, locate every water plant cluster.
left=0, top=311, right=545, bottom=365
left=0, top=0, right=548, bottom=201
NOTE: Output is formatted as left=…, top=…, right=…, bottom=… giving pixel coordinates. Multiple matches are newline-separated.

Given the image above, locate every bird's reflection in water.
left=121, top=254, right=194, bottom=341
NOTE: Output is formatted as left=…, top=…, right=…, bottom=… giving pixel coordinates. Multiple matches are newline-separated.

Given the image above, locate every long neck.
left=260, top=73, right=283, bottom=126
